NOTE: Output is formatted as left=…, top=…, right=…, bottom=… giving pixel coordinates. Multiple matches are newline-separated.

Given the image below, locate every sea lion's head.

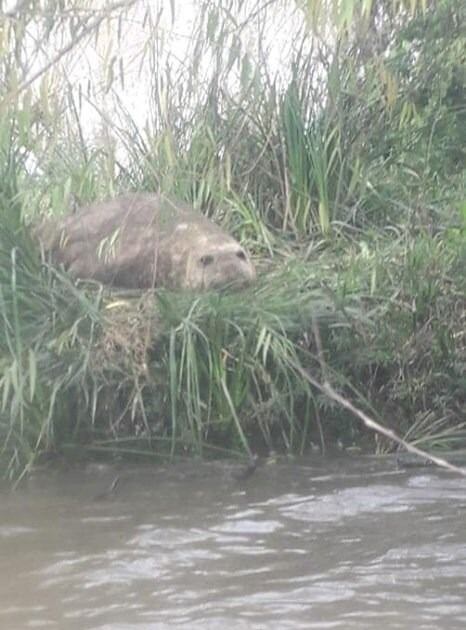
left=184, top=237, right=256, bottom=291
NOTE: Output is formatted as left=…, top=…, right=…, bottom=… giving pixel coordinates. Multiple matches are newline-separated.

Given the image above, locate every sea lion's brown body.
left=34, top=193, right=256, bottom=290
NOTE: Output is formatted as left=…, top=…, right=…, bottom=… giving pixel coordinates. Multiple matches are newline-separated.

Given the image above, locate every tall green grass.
left=0, top=220, right=105, bottom=478
left=0, top=0, right=464, bottom=478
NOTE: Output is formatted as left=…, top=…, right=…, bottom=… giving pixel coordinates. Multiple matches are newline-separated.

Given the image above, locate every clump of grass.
left=0, top=217, right=104, bottom=479
left=82, top=260, right=367, bottom=456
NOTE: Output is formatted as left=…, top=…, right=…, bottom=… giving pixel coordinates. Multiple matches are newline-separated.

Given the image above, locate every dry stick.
left=301, top=320, right=466, bottom=477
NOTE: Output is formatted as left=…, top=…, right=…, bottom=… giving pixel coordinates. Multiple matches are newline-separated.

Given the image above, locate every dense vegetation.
left=0, top=0, right=465, bottom=479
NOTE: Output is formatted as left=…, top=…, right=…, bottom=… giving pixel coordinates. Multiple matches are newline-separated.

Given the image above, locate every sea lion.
left=34, top=193, right=256, bottom=290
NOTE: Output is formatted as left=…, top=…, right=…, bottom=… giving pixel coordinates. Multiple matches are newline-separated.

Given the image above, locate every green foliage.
left=325, top=231, right=466, bottom=449
left=0, top=220, right=104, bottom=479
left=0, top=0, right=464, bottom=478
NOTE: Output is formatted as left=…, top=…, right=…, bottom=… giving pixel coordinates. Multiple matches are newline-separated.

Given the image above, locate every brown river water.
left=1, top=456, right=466, bottom=629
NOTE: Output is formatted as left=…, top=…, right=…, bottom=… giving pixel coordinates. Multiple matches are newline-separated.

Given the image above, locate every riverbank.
left=0, top=1, right=465, bottom=479
left=1, top=220, right=464, bottom=479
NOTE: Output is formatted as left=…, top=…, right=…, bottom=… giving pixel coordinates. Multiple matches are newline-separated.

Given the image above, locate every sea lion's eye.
left=200, top=254, right=214, bottom=266
left=236, top=250, right=247, bottom=261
